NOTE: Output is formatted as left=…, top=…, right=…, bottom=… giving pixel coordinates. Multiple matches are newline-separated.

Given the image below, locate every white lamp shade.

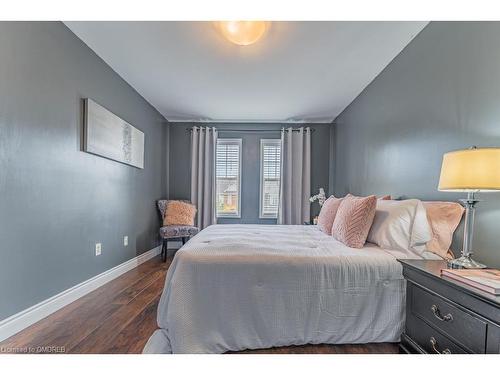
left=438, top=147, right=500, bottom=191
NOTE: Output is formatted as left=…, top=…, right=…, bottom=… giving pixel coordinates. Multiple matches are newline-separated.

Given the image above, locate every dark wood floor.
left=0, top=255, right=399, bottom=354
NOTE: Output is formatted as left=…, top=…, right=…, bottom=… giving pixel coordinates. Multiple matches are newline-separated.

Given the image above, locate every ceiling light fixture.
left=217, top=21, right=268, bottom=46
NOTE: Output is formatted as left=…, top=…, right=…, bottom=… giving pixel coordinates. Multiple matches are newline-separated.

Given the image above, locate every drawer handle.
left=431, top=304, right=453, bottom=322
left=430, top=337, right=452, bottom=354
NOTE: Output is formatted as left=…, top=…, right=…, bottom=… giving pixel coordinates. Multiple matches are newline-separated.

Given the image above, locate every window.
left=216, top=138, right=242, bottom=218
left=260, top=139, right=282, bottom=219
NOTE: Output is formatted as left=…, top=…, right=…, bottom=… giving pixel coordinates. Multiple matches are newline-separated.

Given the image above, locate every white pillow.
left=410, top=200, right=433, bottom=253
left=367, top=199, right=431, bottom=255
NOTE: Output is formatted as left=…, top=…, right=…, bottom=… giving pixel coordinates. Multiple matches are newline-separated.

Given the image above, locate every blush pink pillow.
left=423, top=201, right=465, bottom=259
left=332, top=194, right=377, bottom=248
left=317, top=196, right=343, bottom=234
left=378, top=195, right=392, bottom=200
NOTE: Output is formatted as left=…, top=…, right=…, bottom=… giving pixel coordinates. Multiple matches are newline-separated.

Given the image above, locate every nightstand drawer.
left=407, top=314, right=468, bottom=354
left=410, top=284, right=487, bottom=353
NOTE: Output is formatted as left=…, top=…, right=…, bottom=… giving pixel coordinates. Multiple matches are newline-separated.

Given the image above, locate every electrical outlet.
left=124, top=236, right=128, bottom=246
left=95, top=243, right=102, bottom=256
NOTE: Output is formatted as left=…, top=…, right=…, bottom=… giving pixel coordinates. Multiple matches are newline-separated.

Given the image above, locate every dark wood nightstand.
left=398, top=259, right=500, bottom=354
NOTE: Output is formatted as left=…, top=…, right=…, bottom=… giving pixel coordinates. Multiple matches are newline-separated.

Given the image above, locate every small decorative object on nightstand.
left=398, top=259, right=500, bottom=354
left=438, top=146, right=500, bottom=268
left=309, top=188, right=327, bottom=207
left=309, top=188, right=326, bottom=226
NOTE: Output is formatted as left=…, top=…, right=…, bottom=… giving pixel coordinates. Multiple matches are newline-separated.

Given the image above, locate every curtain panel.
left=190, top=126, right=218, bottom=229
left=278, top=127, right=311, bottom=225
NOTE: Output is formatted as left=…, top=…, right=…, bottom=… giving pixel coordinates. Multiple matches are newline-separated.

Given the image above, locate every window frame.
left=259, top=138, right=282, bottom=219
left=215, top=138, right=242, bottom=219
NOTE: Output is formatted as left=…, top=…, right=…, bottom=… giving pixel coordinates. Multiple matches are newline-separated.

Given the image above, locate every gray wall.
left=0, top=22, right=168, bottom=320
left=334, top=22, right=500, bottom=268
left=168, top=123, right=331, bottom=223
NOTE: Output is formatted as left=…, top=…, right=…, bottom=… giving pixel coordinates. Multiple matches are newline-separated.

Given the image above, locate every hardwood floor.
left=0, top=255, right=399, bottom=354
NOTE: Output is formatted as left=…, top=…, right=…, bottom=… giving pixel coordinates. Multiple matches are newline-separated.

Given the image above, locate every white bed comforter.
left=143, top=224, right=409, bottom=353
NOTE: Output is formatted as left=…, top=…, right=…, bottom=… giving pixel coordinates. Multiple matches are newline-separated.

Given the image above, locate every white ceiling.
left=65, top=21, right=428, bottom=123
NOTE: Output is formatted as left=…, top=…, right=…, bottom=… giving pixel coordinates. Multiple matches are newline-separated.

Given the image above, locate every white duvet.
left=143, top=224, right=417, bottom=354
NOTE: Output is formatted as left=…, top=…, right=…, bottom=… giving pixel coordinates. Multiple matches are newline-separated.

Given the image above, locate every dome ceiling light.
left=217, top=21, right=268, bottom=46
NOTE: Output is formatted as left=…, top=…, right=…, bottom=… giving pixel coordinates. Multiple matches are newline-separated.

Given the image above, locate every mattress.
left=144, top=224, right=421, bottom=354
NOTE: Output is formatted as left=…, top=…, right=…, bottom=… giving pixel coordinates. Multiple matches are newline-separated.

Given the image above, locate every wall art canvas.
left=83, top=98, right=144, bottom=169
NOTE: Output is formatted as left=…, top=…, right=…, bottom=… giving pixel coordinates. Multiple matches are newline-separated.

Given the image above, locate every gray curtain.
left=278, top=127, right=311, bottom=224
left=190, top=126, right=218, bottom=229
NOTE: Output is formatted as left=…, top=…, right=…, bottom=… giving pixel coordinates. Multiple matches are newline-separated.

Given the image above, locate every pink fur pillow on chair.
left=331, top=194, right=377, bottom=248
left=163, top=201, right=197, bottom=226
left=317, top=196, right=343, bottom=234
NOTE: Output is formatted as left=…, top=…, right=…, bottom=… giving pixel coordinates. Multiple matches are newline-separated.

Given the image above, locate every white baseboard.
left=0, top=245, right=161, bottom=342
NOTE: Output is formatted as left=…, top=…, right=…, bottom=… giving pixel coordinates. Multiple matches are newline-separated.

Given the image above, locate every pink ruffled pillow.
left=317, top=196, right=343, bottom=234
left=332, top=194, right=377, bottom=248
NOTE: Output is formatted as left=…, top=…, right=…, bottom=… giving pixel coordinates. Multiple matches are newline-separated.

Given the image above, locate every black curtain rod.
left=186, top=127, right=315, bottom=133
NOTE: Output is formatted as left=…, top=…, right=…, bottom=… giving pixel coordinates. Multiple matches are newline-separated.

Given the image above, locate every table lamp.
left=438, top=146, right=500, bottom=268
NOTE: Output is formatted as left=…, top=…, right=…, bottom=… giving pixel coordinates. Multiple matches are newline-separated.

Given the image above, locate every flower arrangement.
left=309, top=188, right=326, bottom=207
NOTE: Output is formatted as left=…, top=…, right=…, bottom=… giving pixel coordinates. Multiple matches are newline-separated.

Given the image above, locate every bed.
left=144, top=224, right=440, bottom=353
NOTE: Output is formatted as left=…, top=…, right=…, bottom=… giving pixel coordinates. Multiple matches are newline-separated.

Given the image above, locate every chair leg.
left=181, top=237, right=186, bottom=245
left=162, top=239, right=168, bottom=262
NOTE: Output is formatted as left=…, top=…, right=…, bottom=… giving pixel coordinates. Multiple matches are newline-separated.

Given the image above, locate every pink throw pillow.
left=378, top=195, right=392, bottom=200
left=332, top=194, right=377, bottom=248
left=423, top=201, right=464, bottom=259
left=317, top=196, right=343, bottom=234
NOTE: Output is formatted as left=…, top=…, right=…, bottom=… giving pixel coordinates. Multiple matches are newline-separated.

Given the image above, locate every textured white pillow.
left=367, top=199, right=431, bottom=255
